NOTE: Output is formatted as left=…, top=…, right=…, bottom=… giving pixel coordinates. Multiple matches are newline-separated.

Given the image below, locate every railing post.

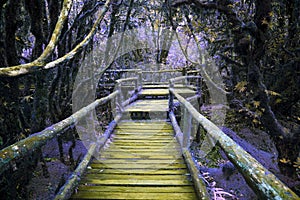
left=169, top=80, right=174, bottom=112
left=182, top=107, right=192, bottom=149
left=137, top=70, right=142, bottom=89
left=116, top=82, right=123, bottom=113
left=197, top=76, right=203, bottom=107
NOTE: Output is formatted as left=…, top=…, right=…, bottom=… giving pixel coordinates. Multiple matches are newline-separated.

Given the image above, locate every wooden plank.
left=111, top=139, right=175, bottom=143
left=90, top=163, right=186, bottom=169
left=83, top=174, right=191, bottom=180
left=112, top=135, right=174, bottom=140
left=101, top=149, right=181, bottom=153
left=89, top=163, right=187, bottom=169
left=71, top=191, right=197, bottom=200
left=142, top=84, right=186, bottom=88
left=116, top=126, right=173, bottom=131
left=118, top=120, right=170, bottom=124
left=139, top=88, right=196, bottom=96
left=110, top=141, right=176, bottom=146
left=78, top=179, right=193, bottom=186
left=86, top=169, right=189, bottom=175
left=100, top=151, right=182, bottom=157
left=106, top=145, right=180, bottom=149
left=93, top=159, right=185, bottom=164
left=76, top=185, right=195, bottom=193
left=125, top=107, right=168, bottom=112
left=114, top=129, right=174, bottom=133
left=116, top=123, right=172, bottom=130
left=139, top=89, right=169, bottom=96
left=98, top=154, right=184, bottom=159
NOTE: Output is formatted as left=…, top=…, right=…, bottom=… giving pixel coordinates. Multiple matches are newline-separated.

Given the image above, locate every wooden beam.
left=182, top=149, right=210, bottom=200
left=170, top=111, right=209, bottom=200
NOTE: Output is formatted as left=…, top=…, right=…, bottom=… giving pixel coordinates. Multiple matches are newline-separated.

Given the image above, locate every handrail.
left=141, top=69, right=182, bottom=73
left=169, top=88, right=299, bottom=200
left=105, top=69, right=141, bottom=73
left=115, top=77, right=138, bottom=84
left=0, top=91, right=119, bottom=175
left=169, top=75, right=201, bottom=83
left=54, top=114, right=122, bottom=200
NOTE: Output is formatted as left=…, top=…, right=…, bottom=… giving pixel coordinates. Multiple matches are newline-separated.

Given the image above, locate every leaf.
left=265, top=90, right=281, bottom=96
left=261, top=18, right=269, bottom=25
left=252, top=119, right=260, bottom=124
left=279, top=158, right=291, bottom=164
left=234, top=81, right=247, bottom=93
left=275, top=98, right=282, bottom=104
left=253, top=101, right=260, bottom=108
left=293, top=157, right=300, bottom=168
left=23, top=95, right=33, bottom=102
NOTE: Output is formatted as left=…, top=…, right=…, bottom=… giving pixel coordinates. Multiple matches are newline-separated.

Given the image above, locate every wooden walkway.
left=71, top=88, right=198, bottom=199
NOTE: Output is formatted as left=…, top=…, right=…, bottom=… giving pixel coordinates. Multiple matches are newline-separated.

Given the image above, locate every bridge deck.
left=71, top=90, right=198, bottom=199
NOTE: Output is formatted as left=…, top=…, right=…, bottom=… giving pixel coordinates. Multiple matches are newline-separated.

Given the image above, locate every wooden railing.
left=0, top=91, right=118, bottom=175
left=168, top=76, right=299, bottom=200
left=0, top=75, right=142, bottom=199
left=54, top=77, right=141, bottom=199
left=2, top=71, right=298, bottom=199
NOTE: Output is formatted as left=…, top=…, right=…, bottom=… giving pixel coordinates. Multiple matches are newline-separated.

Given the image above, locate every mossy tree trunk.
left=0, top=0, right=24, bottom=148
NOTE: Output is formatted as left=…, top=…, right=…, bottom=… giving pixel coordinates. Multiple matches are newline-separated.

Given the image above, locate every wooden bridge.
left=0, top=70, right=299, bottom=200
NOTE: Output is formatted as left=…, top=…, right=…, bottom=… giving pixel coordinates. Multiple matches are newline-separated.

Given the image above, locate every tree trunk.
left=251, top=0, right=299, bottom=177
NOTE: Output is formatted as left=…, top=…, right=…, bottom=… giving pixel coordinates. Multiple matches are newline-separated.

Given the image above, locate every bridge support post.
left=137, top=71, right=142, bottom=89
left=116, top=82, right=124, bottom=113
left=169, top=81, right=174, bottom=113
left=182, top=108, right=192, bottom=149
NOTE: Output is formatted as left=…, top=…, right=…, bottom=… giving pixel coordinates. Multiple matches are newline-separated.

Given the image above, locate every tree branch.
left=0, top=0, right=112, bottom=77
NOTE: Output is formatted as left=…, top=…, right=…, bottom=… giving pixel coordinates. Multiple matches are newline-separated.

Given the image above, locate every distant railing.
left=168, top=76, right=299, bottom=200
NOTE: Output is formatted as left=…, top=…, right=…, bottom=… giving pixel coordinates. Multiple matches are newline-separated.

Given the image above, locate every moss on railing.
left=170, top=88, right=299, bottom=200
left=54, top=115, right=121, bottom=200
left=0, top=91, right=118, bottom=175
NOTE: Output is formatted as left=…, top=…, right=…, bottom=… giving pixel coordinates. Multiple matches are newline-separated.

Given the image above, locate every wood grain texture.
left=71, top=119, right=197, bottom=199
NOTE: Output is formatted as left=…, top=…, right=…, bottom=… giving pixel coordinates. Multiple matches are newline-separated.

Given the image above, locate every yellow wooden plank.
left=101, top=149, right=181, bottom=153
left=139, top=89, right=169, bottom=96
left=76, top=185, right=195, bottom=193
left=116, top=123, right=172, bottom=130
left=114, top=129, right=174, bottom=133
left=93, top=159, right=185, bottom=164
left=90, top=163, right=187, bottom=169
left=79, top=179, right=193, bottom=186
left=139, top=88, right=196, bottom=96
left=71, top=191, right=197, bottom=200
left=107, top=145, right=180, bottom=149
left=86, top=169, right=189, bottom=175
left=111, top=138, right=174, bottom=142
left=110, top=141, right=176, bottom=146
left=84, top=174, right=191, bottom=180
left=112, top=135, right=174, bottom=140
left=100, top=151, right=182, bottom=157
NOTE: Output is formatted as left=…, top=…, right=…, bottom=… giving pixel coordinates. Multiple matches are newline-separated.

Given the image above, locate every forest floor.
left=26, top=109, right=300, bottom=199
left=27, top=139, right=87, bottom=200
